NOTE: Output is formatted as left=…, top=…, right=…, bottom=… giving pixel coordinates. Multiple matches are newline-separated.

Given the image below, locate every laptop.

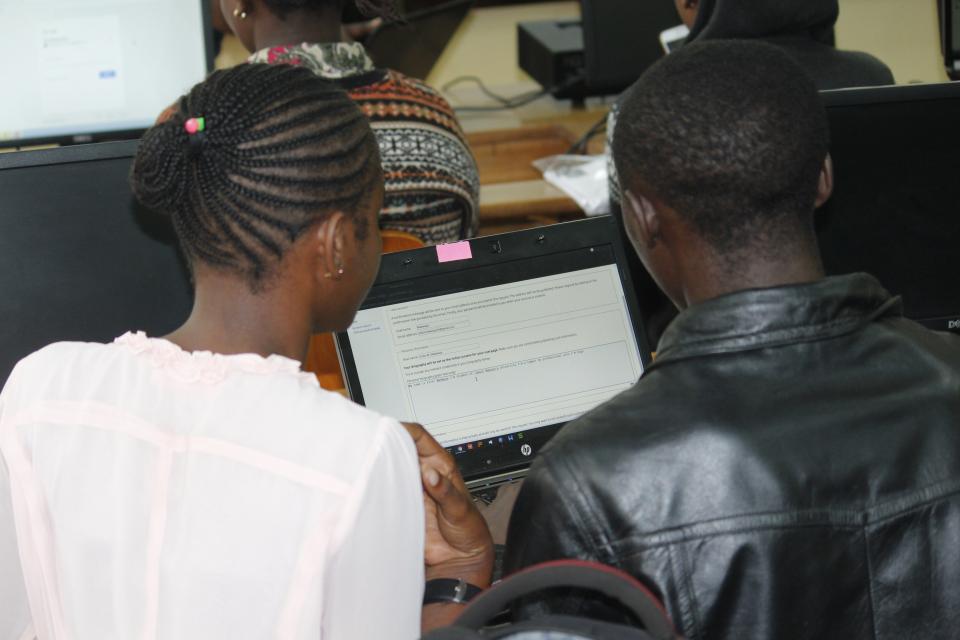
left=336, top=217, right=653, bottom=490
left=364, top=0, right=475, bottom=79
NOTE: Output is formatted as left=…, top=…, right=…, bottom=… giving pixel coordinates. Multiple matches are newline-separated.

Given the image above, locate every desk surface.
left=430, top=0, right=579, bottom=89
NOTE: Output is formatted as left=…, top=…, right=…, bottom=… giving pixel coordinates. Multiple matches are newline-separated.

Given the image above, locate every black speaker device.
left=516, top=20, right=587, bottom=99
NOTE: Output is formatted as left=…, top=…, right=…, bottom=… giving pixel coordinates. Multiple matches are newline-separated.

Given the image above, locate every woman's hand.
left=402, top=422, right=494, bottom=585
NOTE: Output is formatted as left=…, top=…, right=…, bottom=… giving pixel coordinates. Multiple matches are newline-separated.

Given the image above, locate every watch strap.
left=423, top=578, right=484, bottom=605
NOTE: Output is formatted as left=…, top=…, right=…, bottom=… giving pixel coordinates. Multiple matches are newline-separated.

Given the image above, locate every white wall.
left=836, top=0, right=949, bottom=84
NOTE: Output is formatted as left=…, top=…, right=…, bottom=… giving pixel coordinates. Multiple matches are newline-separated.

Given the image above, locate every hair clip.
left=184, top=117, right=206, bottom=135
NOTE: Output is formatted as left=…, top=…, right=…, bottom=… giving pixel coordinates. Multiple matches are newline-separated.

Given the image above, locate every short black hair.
left=612, top=40, right=830, bottom=254
left=262, top=0, right=397, bottom=19
left=131, top=63, right=380, bottom=287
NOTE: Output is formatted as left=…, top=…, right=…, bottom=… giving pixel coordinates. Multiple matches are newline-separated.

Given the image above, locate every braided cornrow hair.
left=263, top=0, right=399, bottom=20
left=131, top=63, right=381, bottom=287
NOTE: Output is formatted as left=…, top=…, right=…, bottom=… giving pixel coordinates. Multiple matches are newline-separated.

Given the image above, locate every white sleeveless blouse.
left=0, top=333, right=424, bottom=639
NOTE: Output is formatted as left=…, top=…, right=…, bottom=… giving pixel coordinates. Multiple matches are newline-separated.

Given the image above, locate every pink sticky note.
left=437, top=241, right=473, bottom=263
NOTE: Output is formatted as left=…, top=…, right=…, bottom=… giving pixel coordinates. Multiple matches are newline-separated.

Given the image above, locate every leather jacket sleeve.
left=503, top=449, right=637, bottom=621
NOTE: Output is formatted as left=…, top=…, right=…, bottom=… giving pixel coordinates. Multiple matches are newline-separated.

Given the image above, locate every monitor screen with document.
left=0, top=0, right=211, bottom=148
left=337, top=217, right=651, bottom=487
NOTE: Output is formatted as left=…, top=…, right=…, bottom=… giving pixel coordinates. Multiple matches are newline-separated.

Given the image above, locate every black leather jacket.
left=504, top=273, right=960, bottom=640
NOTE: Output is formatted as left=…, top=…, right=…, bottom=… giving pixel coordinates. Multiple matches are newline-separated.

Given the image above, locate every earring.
left=323, top=272, right=332, bottom=279
left=233, top=6, right=248, bottom=19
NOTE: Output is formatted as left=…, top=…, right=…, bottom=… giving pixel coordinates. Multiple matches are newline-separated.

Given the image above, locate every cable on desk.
left=442, top=75, right=519, bottom=106
left=566, top=112, right=608, bottom=155
left=443, top=75, right=585, bottom=112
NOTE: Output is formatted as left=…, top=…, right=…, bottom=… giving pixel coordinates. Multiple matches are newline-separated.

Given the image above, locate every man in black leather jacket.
left=504, top=40, right=960, bottom=640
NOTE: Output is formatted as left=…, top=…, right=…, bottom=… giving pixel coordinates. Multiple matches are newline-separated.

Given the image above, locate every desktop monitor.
left=0, top=0, right=212, bottom=148
left=580, top=0, right=679, bottom=95
left=0, top=141, right=193, bottom=388
left=817, top=82, right=960, bottom=333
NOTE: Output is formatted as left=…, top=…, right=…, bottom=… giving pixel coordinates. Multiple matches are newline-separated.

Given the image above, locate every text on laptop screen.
left=345, top=249, right=645, bottom=448
left=0, top=0, right=208, bottom=144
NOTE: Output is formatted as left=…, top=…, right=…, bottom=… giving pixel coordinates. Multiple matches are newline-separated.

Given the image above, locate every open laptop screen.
left=337, top=218, right=650, bottom=484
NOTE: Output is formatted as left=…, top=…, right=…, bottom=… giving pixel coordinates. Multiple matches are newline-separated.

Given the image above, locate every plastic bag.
left=533, top=154, right=610, bottom=216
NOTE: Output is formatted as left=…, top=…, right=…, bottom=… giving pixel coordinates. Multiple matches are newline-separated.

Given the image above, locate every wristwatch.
left=423, top=578, right=484, bottom=605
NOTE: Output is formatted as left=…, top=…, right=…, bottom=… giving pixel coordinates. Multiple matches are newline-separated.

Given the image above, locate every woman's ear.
left=814, top=153, right=834, bottom=209
left=219, top=0, right=257, bottom=50
left=314, top=212, right=348, bottom=282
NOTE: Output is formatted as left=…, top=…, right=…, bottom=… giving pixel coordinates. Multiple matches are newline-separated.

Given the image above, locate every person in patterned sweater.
left=219, top=0, right=480, bottom=244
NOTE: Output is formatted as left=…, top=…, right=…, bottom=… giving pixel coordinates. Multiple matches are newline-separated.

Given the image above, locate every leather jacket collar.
left=654, top=273, right=902, bottom=366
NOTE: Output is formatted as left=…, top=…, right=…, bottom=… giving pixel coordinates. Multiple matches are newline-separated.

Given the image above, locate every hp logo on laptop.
left=520, top=444, right=533, bottom=457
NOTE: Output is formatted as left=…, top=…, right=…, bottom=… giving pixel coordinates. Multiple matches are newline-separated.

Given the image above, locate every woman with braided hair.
left=0, top=63, right=492, bottom=639
left=218, top=0, right=480, bottom=245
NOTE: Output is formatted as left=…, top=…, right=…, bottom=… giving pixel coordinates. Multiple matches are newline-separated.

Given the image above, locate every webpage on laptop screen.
left=347, top=258, right=644, bottom=447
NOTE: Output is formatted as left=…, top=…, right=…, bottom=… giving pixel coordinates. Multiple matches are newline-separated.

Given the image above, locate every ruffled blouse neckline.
left=114, top=332, right=305, bottom=384
left=247, top=42, right=376, bottom=79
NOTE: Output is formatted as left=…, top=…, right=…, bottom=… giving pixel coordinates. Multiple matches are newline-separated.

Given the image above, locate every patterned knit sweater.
left=249, top=42, right=480, bottom=244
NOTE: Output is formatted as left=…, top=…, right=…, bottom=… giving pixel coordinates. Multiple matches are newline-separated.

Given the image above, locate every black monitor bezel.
left=941, top=0, right=960, bottom=79
left=0, top=139, right=140, bottom=170
left=0, top=0, right=213, bottom=151
left=0, top=138, right=196, bottom=388
left=820, top=79, right=960, bottom=106
left=819, top=80, right=960, bottom=333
